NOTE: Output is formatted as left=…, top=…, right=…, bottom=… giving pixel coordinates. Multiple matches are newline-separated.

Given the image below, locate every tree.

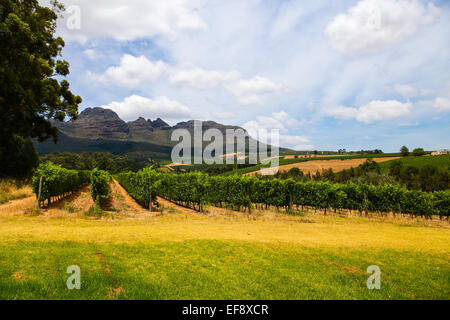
left=400, top=146, right=409, bottom=157
left=388, top=161, right=403, bottom=179
left=1, top=135, right=39, bottom=178
left=412, top=148, right=425, bottom=156
left=0, top=0, right=82, bottom=177
left=288, top=167, right=303, bottom=178
left=359, top=158, right=381, bottom=174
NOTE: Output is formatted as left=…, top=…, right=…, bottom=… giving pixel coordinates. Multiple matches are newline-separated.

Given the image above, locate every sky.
left=44, top=0, right=450, bottom=152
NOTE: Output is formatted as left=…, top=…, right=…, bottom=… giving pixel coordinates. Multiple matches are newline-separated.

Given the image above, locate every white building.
left=431, top=150, right=450, bottom=156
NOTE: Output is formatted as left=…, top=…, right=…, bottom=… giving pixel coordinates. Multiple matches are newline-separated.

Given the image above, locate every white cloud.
left=89, top=54, right=167, bottom=87
left=169, top=64, right=240, bottom=88
left=398, top=121, right=419, bottom=127
left=394, top=84, right=417, bottom=97
left=271, top=111, right=307, bottom=128
left=54, top=0, right=207, bottom=43
left=98, top=95, right=191, bottom=121
left=353, top=100, right=412, bottom=123
left=211, top=112, right=235, bottom=120
left=83, top=49, right=98, bottom=60
left=325, top=106, right=359, bottom=120
left=420, top=89, right=435, bottom=96
left=226, top=76, right=284, bottom=105
left=89, top=55, right=241, bottom=89
left=419, top=97, right=450, bottom=112
left=242, top=111, right=313, bottom=150
left=40, top=0, right=450, bottom=151
left=279, top=136, right=313, bottom=151
left=325, top=0, right=440, bottom=54
left=326, top=100, right=412, bottom=123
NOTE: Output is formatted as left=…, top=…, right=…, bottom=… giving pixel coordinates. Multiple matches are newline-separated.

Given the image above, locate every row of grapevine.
left=117, top=169, right=450, bottom=218
left=32, top=163, right=90, bottom=207
left=90, top=169, right=111, bottom=204
left=116, top=168, right=160, bottom=211
left=117, top=169, right=208, bottom=211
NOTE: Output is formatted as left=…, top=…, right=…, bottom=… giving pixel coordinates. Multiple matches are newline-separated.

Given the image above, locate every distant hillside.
left=378, top=155, right=450, bottom=173
left=35, top=107, right=277, bottom=160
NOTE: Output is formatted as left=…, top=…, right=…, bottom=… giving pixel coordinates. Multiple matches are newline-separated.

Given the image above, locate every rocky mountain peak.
left=151, top=118, right=171, bottom=129
left=79, top=107, right=121, bottom=120
left=128, top=117, right=154, bottom=135
left=173, top=120, right=245, bottom=134
left=54, top=107, right=129, bottom=140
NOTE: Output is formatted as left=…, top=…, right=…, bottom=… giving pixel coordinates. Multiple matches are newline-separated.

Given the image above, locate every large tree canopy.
left=0, top=0, right=81, bottom=177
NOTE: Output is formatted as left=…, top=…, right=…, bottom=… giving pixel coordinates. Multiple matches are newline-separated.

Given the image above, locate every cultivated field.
left=0, top=182, right=449, bottom=300
left=379, top=154, right=450, bottom=173
left=247, top=157, right=400, bottom=175
left=284, top=154, right=347, bottom=159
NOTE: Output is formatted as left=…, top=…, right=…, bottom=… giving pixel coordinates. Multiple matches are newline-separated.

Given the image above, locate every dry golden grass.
left=284, top=154, right=345, bottom=159
left=272, top=157, right=400, bottom=175
left=0, top=204, right=448, bottom=255
left=0, top=189, right=35, bottom=216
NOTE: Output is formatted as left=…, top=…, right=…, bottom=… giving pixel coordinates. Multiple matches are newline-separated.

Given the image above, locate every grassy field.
left=0, top=180, right=30, bottom=205
left=0, top=182, right=449, bottom=300
left=379, top=155, right=450, bottom=173
left=221, top=153, right=404, bottom=176
left=246, top=157, right=401, bottom=176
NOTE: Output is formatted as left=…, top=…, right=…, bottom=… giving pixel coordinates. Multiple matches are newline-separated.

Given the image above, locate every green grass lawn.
left=1, top=240, right=448, bottom=300
left=379, top=155, right=450, bottom=173
left=0, top=212, right=448, bottom=300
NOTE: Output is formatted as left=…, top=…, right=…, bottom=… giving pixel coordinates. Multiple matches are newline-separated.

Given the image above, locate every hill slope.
left=35, top=107, right=272, bottom=160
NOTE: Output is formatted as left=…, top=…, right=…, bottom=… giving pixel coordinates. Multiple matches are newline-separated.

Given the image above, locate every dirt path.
left=46, top=184, right=94, bottom=213
left=0, top=195, right=36, bottom=216
left=110, top=180, right=152, bottom=216
left=0, top=184, right=94, bottom=217
left=156, top=197, right=198, bottom=215
left=112, top=179, right=213, bottom=216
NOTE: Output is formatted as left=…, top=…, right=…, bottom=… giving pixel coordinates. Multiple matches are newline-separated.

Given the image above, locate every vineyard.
left=90, top=168, right=111, bottom=203
left=379, top=154, right=450, bottom=173
left=29, top=162, right=450, bottom=218
left=3, top=163, right=448, bottom=300
left=117, top=169, right=450, bottom=218
left=32, top=163, right=90, bottom=207
left=32, top=163, right=110, bottom=207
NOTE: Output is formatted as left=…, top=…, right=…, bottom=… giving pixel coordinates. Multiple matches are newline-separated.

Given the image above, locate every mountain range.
left=35, top=107, right=267, bottom=161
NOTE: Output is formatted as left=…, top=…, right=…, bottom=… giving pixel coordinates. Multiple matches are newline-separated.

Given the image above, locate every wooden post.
left=289, top=191, right=293, bottom=212
left=37, top=176, right=43, bottom=208
left=148, top=187, right=152, bottom=212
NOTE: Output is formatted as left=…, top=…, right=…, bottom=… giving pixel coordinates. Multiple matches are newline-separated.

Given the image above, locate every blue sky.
left=48, top=0, right=449, bottom=152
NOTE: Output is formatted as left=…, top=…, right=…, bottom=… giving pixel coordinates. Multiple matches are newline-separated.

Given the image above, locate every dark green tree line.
left=40, top=152, right=149, bottom=173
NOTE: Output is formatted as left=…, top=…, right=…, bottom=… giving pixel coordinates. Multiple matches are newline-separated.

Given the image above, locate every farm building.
left=431, top=150, right=450, bottom=156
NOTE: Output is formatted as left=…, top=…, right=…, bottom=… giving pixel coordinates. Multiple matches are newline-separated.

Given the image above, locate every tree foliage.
left=0, top=0, right=81, bottom=177
left=400, top=146, right=409, bottom=157
left=412, top=148, right=425, bottom=156
left=40, top=152, right=148, bottom=173
left=1, top=135, right=39, bottom=178
left=269, top=158, right=449, bottom=192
